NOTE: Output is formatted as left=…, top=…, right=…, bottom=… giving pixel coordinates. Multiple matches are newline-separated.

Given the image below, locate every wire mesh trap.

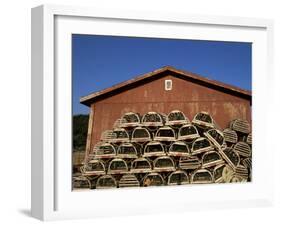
left=179, top=156, right=201, bottom=170
left=118, top=174, right=140, bottom=188
left=117, top=143, right=138, bottom=158
left=82, top=159, right=106, bottom=176
left=168, top=170, right=190, bottom=185
left=177, top=124, right=200, bottom=141
left=96, top=175, right=117, bottom=189
left=142, top=173, right=165, bottom=187
left=168, top=141, right=190, bottom=157
left=201, top=151, right=224, bottom=168
left=119, top=112, right=141, bottom=128
left=191, top=169, right=214, bottom=184
left=191, top=137, right=213, bottom=155
left=141, top=112, right=164, bottom=127
left=165, top=110, right=189, bottom=127
left=72, top=176, right=92, bottom=190
left=192, top=111, right=214, bottom=128
left=204, top=129, right=225, bottom=150
left=107, top=158, right=129, bottom=174
left=153, top=156, right=176, bottom=172
left=154, top=126, right=176, bottom=142
left=130, top=158, right=152, bottom=173
left=131, top=126, right=151, bottom=143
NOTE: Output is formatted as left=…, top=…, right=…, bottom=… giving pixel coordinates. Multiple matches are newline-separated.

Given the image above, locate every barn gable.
left=80, top=66, right=251, bottom=106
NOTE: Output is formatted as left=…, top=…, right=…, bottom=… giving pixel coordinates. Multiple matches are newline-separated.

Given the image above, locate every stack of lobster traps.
left=73, top=110, right=252, bottom=190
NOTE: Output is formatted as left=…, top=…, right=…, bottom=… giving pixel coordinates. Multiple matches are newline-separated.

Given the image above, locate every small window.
left=165, top=79, right=172, bottom=90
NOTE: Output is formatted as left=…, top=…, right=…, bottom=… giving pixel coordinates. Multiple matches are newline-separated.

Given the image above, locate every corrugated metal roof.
left=80, top=66, right=251, bottom=106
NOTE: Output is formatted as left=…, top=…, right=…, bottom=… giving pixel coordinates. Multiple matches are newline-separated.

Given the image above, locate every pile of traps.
left=73, top=110, right=252, bottom=190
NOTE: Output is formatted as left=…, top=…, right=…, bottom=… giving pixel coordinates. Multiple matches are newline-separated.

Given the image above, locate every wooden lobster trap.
left=234, top=165, right=249, bottom=180
left=72, top=176, right=91, bottom=190
left=168, top=170, right=190, bottom=185
left=143, top=141, right=165, bottom=157
left=191, top=137, right=213, bottom=155
left=204, top=129, right=225, bottom=150
left=96, top=175, right=117, bottom=189
left=153, top=156, right=176, bottom=172
left=177, top=124, right=200, bottom=141
left=191, top=169, right=214, bottom=184
left=242, top=157, right=252, bottom=170
left=246, top=132, right=252, bottom=145
left=201, top=151, right=224, bottom=168
left=91, top=143, right=116, bottom=159
left=141, top=112, right=164, bottom=128
left=130, top=157, right=152, bottom=173
left=107, top=158, right=129, bottom=174
left=101, top=128, right=130, bottom=143
left=165, top=110, right=189, bottom=127
left=154, top=126, right=176, bottom=142
left=192, top=111, right=214, bottom=128
left=117, top=143, right=138, bottom=159
left=230, top=119, right=251, bottom=134
left=223, top=128, right=238, bottom=144
left=219, top=147, right=240, bottom=170
left=119, top=112, right=141, bottom=128
left=131, top=126, right=151, bottom=143
left=82, top=159, right=106, bottom=176
left=179, top=156, right=201, bottom=170
left=233, top=141, right=252, bottom=158
left=168, top=141, right=190, bottom=157
left=213, top=164, right=226, bottom=183
left=142, top=173, right=165, bottom=187
left=118, top=174, right=140, bottom=188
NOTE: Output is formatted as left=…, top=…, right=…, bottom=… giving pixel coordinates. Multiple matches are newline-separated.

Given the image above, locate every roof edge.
left=80, top=66, right=251, bottom=106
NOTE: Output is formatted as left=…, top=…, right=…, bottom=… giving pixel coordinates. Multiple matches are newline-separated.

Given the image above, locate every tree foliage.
left=73, top=114, right=89, bottom=151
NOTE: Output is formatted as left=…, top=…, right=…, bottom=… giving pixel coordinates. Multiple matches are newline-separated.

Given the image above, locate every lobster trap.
left=179, top=156, right=201, bottom=170
left=72, top=176, right=91, bottom=190
left=153, top=156, right=176, bottom=172
left=201, top=151, right=224, bottom=168
left=130, top=158, right=152, bottom=173
left=191, top=169, right=214, bottom=184
left=131, top=126, right=151, bottom=143
left=96, top=175, right=117, bottom=189
left=177, top=124, right=200, bottom=141
left=91, top=143, right=116, bottom=159
left=119, top=112, right=141, bottom=128
left=117, top=143, right=138, bottom=158
left=143, top=141, right=165, bottom=157
left=165, top=110, right=189, bottom=127
left=223, top=128, right=238, bottom=144
left=230, top=119, right=251, bottom=134
left=219, top=147, right=240, bottom=170
left=192, top=111, right=214, bottom=128
left=141, top=112, right=164, bottom=127
left=204, top=129, right=225, bottom=150
left=168, top=141, right=190, bottom=157
left=213, top=164, right=226, bottom=183
left=143, top=173, right=165, bottom=187
left=191, top=137, right=213, bottom=155
left=118, top=174, right=140, bottom=188
left=154, top=126, right=176, bottom=142
left=233, top=141, right=252, bottom=158
left=168, top=170, right=190, bottom=185
left=82, top=159, right=106, bottom=176
left=101, top=128, right=130, bottom=143
left=107, top=158, right=129, bottom=174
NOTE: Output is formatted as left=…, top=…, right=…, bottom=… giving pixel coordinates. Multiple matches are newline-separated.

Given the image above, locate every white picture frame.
left=31, top=4, right=274, bottom=221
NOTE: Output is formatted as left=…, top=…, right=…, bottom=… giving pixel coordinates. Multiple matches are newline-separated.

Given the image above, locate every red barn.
left=80, top=66, right=251, bottom=159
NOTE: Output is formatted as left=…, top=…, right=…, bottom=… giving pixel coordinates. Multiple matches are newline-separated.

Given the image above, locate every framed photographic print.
left=31, top=4, right=274, bottom=221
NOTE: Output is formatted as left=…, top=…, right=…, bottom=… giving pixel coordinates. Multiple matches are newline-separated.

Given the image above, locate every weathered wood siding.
left=87, top=74, right=251, bottom=155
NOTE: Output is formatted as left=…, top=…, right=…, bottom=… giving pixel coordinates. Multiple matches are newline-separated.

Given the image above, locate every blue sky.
left=72, top=34, right=252, bottom=115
